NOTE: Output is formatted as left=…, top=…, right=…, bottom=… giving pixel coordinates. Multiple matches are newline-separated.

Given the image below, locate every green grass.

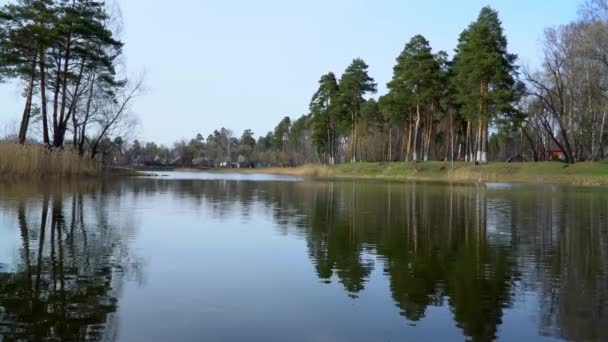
left=243, top=162, right=608, bottom=186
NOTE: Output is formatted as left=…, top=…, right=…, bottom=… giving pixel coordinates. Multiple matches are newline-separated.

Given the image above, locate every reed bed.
left=0, top=143, right=101, bottom=178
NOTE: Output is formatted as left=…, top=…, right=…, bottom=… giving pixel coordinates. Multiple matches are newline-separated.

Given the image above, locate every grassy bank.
left=229, top=162, right=608, bottom=186
left=0, top=143, right=101, bottom=178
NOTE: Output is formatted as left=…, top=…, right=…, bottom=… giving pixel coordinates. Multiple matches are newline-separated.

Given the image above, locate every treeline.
left=0, top=0, right=140, bottom=160
left=302, top=2, right=608, bottom=165
left=132, top=2, right=608, bottom=168
left=4, top=2, right=607, bottom=167
left=297, top=2, right=608, bottom=165
left=156, top=5, right=520, bottom=167
left=119, top=124, right=314, bottom=167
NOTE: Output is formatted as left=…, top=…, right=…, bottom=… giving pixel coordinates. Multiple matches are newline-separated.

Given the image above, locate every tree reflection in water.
left=124, top=178, right=608, bottom=342
left=1, top=178, right=606, bottom=342
left=0, top=183, right=142, bottom=341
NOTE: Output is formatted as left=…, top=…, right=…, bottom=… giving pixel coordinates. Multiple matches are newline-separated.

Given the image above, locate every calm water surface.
left=0, top=172, right=607, bottom=341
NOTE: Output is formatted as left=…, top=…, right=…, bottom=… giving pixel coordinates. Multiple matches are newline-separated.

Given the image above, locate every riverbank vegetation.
left=114, top=1, right=608, bottom=171
left=229, top=162, right=608, bottom=186
left=0, top=143, right=100, bottom=178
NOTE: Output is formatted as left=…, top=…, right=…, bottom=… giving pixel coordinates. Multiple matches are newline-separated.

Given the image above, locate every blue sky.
left=0, top=0, right=583, bottom=145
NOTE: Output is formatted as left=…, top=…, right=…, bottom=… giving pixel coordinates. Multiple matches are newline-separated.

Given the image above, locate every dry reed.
left=0, top=143, right=101, bottom=178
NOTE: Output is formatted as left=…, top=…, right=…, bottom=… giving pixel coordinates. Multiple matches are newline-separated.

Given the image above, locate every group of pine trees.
left=0, top=0, right=140, bottom=159
left=151, top=7, right=522, bottom=168
left=254, top=2, right=608, bottom=165
left=304, top=6, right=521, bottom=165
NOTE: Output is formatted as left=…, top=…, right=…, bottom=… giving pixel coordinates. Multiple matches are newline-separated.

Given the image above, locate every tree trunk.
left=413, top=101, right=421, bottom=162
left=424, top=109, right=433, bottom=161
left=481, top=117, right=488, bottom=163
left=79, top=78, right=95, bottom=156
left=406, top=114, right=413, bottom=162
left=521, top=127, right=539, bottom=162
left=18, top=57, right=38, bottom=144
left=72, top=116, right=78, bottom=149
left=67, top=60, right=86, bottom=149
left=39, top=52, right=50, bottom=145
left=354, top=113, right=358, bottom=162
left=449, top=109, right=454, bottom=163
left=465, top=120, right=472, bottom=162
left=18, top=84, right=34, bottom=144
left=388, top=127, right=392, bottom=162
left=398, top=127, right=405, bottom=161
left=350, top=109, right=356, bottom=162
left=560, top=129, right=575, bottom=163
left=54, top=35, right=72, bottom=148
left=600, top=110, right=607, bottom=160
left=52, top=50, right=62, bottom=144
left=480, top=82, right=488, bottom=164
left=594, top=110, right=607, bottom=160
left=476, top=117, right=483, bottom=163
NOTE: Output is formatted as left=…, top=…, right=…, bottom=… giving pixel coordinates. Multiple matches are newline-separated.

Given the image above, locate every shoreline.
left=200, top=162, right=608, bottom=186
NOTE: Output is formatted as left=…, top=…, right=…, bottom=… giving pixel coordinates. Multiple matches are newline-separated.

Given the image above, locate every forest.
left=2, top=0, right=608, bottom=168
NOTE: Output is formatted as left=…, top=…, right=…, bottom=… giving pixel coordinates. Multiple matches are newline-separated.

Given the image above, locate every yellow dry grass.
left=254, top=164, right=334, bottom=178
left=212, top=164, right=333, bottom=177
left=0, top=143, right=101, bottom=179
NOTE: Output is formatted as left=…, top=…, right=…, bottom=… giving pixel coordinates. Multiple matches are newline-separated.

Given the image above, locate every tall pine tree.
left=310, top=72, right=340, bottom=164
left=387, top=35, right=442, bottom=162
left=338, top=58, right=377, bottom=162
left=452, top=6, right=518, bottom=163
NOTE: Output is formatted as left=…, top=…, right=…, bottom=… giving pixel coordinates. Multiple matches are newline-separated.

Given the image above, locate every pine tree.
left=378, top=93, right=406, bottom=161
left=387, top=35, right=442, bottom=162
left=452, top=6, right=518, bottom=163
left=310, top=72, right=340, bottom=164
left=0, top=0, right=124, bottom=147
left=338, top=58, right=377, bottom=162
left=50, top=0, right=123, bottom=147
left=0, top=1, right=46, bottom=143
left=240, top=129, right=256, bottom=148
left=273, top=116, right=291, bottom=155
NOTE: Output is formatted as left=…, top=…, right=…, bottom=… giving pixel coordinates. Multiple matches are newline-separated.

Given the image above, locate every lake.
left=0, top=172, right=606, bottom=341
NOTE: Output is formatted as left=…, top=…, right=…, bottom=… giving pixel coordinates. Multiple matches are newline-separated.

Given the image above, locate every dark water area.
left=0, top=173, right=607, bottom=341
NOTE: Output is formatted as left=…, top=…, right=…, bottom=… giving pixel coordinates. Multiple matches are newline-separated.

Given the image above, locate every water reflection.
left=0, top=177, right=607, bottom=341
left=122, top=178, right=607, bottom=341
left=291, top=182, right=516, bottom=341
left=0, top=182, right=141, bottom=341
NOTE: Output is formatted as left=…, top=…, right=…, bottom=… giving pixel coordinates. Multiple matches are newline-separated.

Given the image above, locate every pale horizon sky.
left=0, top=0, right=583, bottom=145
